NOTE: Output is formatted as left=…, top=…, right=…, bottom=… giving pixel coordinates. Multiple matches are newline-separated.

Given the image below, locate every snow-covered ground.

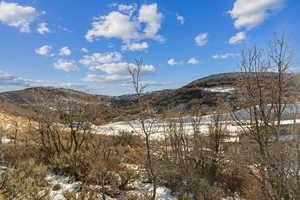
left=45, top=173, right=177, bottom=200
left=0, top=165, right=7, bottom=175
left=91, top=118, right=242, bottom=140
left=128, top=182, right=177, bottom=200
left=2, top=169, right=242, bottom=200
left=92, top=110, right=300, bottom=142
left=202, top=85, right=235, bottom=93
left=0, top=136, right=13, bottom=144
left=46, top=173, right=82, bottom=200
left=223, top=197, right=246, bottom=200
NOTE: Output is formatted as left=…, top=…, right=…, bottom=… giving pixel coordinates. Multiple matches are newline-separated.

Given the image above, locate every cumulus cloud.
left=82, top=62, right=155, bottom=83
left=89, top=62, right=155, bottom=75
left=85, top=3, right=164, bottom=42
left=229, top=32, right=246, bottom=44
left=37, top=23, right=50, bottom=34
left=187, top=57, right=200, bottom=64
left=54, top=59, right=79, bottom=72
left=116, top=4, right=137, bottom=16
left=80, top=51, right=155, bottom=83
left=82, top=74, right=129, bottom=83
left=79, top=52, right=122, bottom=66
left=0, top=1, right=38, bottom=32
left=0, top=71, right=50, bottom=87
left=212, top=53, right=240, bottom=59
left=121, top=80, right=172, bottom=87
left=228, top=0, right=283, bottom=29
left=35, top=45, right=54, bottom=56
left=168, top=58, right=180, bottom=66
left=176, top=14, right=184, bottom=24
left=85, top=11, right=140, bottom=42
left=195, top=33, right=208, bottom=46
left=138, top=3, right=164, bottom=41
left=122, top=42, right=148, bottom=51
left=0, top=71, right=95, bottom=92
left=59, top=47, right=72, bottom=56
left=168, top=58, right=200, bottom=65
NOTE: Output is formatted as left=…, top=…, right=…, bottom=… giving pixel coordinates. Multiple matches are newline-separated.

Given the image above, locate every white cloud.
left=79, top=52, right=122, bottom=66
left=138, top=3, right=164, bottom=41
left=85, top=3, right=164, bottom=42
left=59, top=47, right=72, bottom=56
left=0, top=71, right=97, bottom=92
left=81, top=48, right=88, bottom=53
left=122, top=42, right=148, bottom=51
left=89, top=62, right=155, bottom=75
left=228, top=0, right=283, bottom=29
left=117, top=4, right=137, bottom=16
left=168, top=58, right=180, bottom=66
left=0, top=1, right=38, bottom=32
left=122, top=81, right=172, bottom=87
left=168, top=58, right=199, bottom=65
left=118, top=4, right=136, bottom=11
left=54, top=59, right=79, bottom=72
left=187, top=57, right=200, bottom=64
left=86, top=11, right=140, bottom=42
left=82, top=62, right=156, bottom=83
left=35, top=45, right=54, bottom=56
left=82, top=74, right=129, bottom=83
left=229, top=32, right=246, bottom=44
left=176, top=15, right=184, bottom=24
left=37, top=23, right=50, bottom=34
left=212, top=53, right=240, bottom=59
left=195, top=33, right=208, bottom=46
left=141, top=81, right=172, bottom=86
left=0, top=71, right=50, bottom=87
left=80, top=51, right=155, bottom=82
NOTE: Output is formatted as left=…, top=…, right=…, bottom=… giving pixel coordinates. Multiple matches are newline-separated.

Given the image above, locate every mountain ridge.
left=0, top=72, right=298, bottom=124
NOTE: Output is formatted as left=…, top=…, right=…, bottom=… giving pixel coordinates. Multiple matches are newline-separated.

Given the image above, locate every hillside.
left=0, top=72, right=298, bottom=124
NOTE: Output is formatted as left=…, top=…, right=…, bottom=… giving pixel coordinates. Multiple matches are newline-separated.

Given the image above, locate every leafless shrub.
left=232, top=37, right=300, bottom=200
left=0, top=159, right=50, bottom=200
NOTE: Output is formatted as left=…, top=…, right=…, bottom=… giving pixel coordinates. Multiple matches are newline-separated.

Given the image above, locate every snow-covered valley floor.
left=91, top=114, right=300, bottom=141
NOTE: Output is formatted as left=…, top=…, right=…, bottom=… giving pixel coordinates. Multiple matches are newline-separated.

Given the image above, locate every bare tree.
left=27, top=88, right=94, bottom=161
left=232, top=37, right=299, bottom=200
left=128, top=59, right=158, bottom=200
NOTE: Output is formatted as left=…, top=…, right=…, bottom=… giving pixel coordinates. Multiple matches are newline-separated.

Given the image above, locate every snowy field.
left=45, top=172, right=243, bottom=200
left=92, top=104, right=300, bottom=141
left=92, top=117, right=300, bottom=141
left=91, top=117, right=242, bottom=141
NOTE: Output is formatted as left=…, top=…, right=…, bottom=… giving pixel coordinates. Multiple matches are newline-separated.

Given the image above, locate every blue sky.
left=0, top=0, right=299, bottom=95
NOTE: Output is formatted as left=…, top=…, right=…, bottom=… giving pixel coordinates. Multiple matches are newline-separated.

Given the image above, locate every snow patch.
left=127, top=182, right=177, bottom=200
left=0, top=136, right=13, bottom=143
left=45, top=173, right=82, bottom=200
left=202, top=85, right=235, bottom=93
